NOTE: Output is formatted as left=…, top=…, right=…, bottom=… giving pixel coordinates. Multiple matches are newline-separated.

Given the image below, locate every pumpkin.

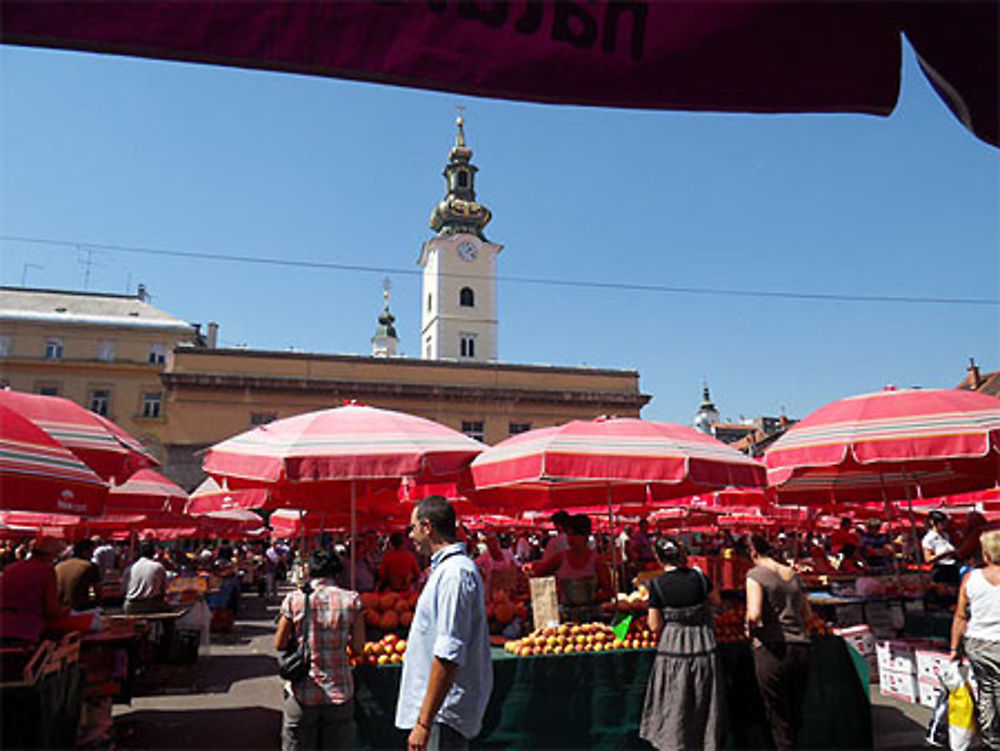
left=365, top=609, right=380, bottom=627
left=360, top=592, right=379, bottom=610
left=394, top=598, right=411, bottom=613
left=494, top=602, right=515, bottom=625
left=379, top=592, right=398, bottom=610
left=381, top=609, right=400, bottom=630
left=400, top=611, right=413, bottom=627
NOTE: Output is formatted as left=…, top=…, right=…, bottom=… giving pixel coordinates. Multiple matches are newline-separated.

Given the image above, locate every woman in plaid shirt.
left=274, top=549, right=365, bottom=750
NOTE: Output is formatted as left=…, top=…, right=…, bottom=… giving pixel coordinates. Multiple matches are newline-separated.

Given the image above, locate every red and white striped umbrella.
left=766, top=387, right=1000, bottom=504
left=185, top=476, right=271, bottom=514
left=0, top=390, right=158, bottom=483
left=0, top=403, right=108, bottom=515
left=107, top=468, right=188, bottom=514
left=203, top=403, right=485, bottom=507
left=469, top=417, right=767, bottom=510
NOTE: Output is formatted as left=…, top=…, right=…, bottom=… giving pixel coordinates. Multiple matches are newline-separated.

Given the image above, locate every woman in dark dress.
left=640, top=536, right=726, bottom=751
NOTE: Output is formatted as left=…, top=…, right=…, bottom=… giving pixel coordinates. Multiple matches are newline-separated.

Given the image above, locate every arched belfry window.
left=459, top=287, right=475, bottom=307
left=457, top=171, right=469, bottom=188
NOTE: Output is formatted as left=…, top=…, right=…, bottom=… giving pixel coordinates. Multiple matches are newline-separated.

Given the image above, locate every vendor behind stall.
left=0, top=536, right=71, bottom=644
left=531, top=514, right=612, bottom=622
left=476, top=534, right=525, bottom=598
left=123, top=541, right=169, bottom=615
left=923, top=510, right=960, bottom=586
left=55, top=538, right=103, bottom=611
left=859, top=519, right=895, bottom=572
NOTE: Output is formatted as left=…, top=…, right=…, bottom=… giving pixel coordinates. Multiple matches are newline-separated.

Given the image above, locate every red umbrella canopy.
left=0, top=390, right=158, bottom=483
left=203, top=403, right=485, bottom=507
left=185, top=476, right=271, bottom=514
left=468, top=417, right=766, bottom=511
left=107, top=468, right=188, bottom=514
left=0, top=403, right=108, bottom=515
left=766, top=387, right=1000, bottom=504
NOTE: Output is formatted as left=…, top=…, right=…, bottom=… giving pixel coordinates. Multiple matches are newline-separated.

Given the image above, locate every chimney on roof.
left=207, top=322, right=219, bottom=349
left=968, top=357, right=982, bottom=389
left=136, top=283, right=148, bottom=302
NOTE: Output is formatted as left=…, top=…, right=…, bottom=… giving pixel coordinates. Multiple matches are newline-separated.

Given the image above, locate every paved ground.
left=112, top=590, right=932, bottom=750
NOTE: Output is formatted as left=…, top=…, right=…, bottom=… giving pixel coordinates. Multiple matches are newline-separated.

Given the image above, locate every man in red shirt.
left=829, top=517, right=860, bottom=557
left=378, top=532, right=421, bottom=592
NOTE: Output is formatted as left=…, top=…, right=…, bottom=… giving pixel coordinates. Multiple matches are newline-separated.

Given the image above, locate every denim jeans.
left=427, top=722, right=469, bottom=751
left=281, top=694, right=355, bottom=751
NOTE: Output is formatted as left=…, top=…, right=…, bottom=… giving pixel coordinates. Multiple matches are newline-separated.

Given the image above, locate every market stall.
left=351, top=636, right=870, bottom=750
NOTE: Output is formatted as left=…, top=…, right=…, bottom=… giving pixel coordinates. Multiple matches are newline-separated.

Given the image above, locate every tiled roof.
left=956, top=369, right=1000, bottom=398
left=0, top=287, right=195, bottom=334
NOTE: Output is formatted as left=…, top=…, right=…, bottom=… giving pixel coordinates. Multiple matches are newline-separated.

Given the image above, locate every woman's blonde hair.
left=980, top=530, right=1000, bottom=564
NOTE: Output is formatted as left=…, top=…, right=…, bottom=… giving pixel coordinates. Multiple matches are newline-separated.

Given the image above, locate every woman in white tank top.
left=951, top=529, right=1000, bottom=751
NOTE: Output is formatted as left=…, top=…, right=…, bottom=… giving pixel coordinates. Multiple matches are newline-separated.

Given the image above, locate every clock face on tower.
left=457, top=242, right=478, bottom=262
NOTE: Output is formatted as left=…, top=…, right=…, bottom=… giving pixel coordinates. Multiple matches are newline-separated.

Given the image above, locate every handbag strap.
left=300, top=581, right=313, bottom=660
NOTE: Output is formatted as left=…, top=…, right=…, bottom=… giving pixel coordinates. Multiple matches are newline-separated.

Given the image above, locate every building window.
left=45, top=338, right=64, bottom=360
left=250, top=412, right=277, bottom=427
left=148, top=343, right=167, bottom=365
left=97, top=341, right=115, bottom=361
left=424, top=337, right=432, bottom=359
left=459, top=287, right=475, bottom=307
left=427, top=293, right=432, bottom=312
left=509, top=422, right=532, bottom=436
left=141, top=392, right=162, bottom=418
left=38, top=385, right=59, bottom=397
left=462, top=421, right=485, bottom=442
left=457, top=171, right=468, bottom=188
left=90, top=389, right=110, bottom=416
left=0, top=335, right=10, bottom=356
left=460, top=333, right=476, bottom=358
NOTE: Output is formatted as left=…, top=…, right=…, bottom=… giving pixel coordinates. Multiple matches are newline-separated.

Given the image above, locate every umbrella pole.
left=903, top=467, right=921, bottom=566
left=350, top=481, right=357, bottom=591
left=607, top=485, right=619, bottom=596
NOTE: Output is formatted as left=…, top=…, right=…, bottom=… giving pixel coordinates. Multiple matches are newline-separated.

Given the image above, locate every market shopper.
left=0, top=536, right=70, bottom=644
left=274, top=548, right=364, bottom=751
left=950, top=529, right=1000, bottom=750
left=397, top=496, right=492, bottom=751
left=744, top=534, right=811, bottom=751
left=859, top=519, right=895, bottom=572
left=55, top=538, right=103, bottom=610
left=475, top=534, right=525, bottom=597
left=640, top=536, right=726, bottom=751
left=123, top=541, right=169, bottom=614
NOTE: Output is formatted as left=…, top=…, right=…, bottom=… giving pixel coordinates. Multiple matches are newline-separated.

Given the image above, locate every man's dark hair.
left=415, top=495, right=457, bottom=541
left=73, top=539, right=95, bottom=559
left=567, top=514, right=592, bottom=537
left=551, top=510, right=571, bottom=527
left=309, top=549, right=343, bottom=579
left=389, top=531, right=406, bottom=548
left=139, top=541, right=156, bottom=559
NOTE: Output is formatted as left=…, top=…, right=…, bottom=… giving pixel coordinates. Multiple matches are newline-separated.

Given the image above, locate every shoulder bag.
left=278, top=581, right=312, bottom=682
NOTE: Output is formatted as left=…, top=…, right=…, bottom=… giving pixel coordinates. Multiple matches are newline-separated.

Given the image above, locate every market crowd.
left=3, top=502, right=1000, bottom=751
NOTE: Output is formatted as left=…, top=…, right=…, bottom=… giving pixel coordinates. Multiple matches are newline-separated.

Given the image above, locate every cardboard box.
left=918, top=677, right=945, bottom=709
left=915, top=649, right=951, bottom=683
left=879, top=667, right=918, bottom=702
left=835, top=625, right=876, bottom=657
left=876, top=638, right=937, bottom=673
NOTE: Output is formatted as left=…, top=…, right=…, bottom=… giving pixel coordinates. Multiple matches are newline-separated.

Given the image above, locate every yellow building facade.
left=0, top=286, right=199, bottom=462
left=161, top=345, right=649, bottom=488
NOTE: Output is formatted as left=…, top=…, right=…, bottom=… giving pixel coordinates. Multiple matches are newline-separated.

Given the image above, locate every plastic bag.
left=940, top=661, right=978, bottom=751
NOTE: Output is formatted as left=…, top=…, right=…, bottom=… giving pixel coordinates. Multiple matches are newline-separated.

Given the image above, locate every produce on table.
left=714, top=603, right=833, bottom=644
left=360, top=591, right=418, bottom=632
left=485, top=590, right=529, bottom=634
left=502, top=620, right=658, bottom=657
left=349, top=632, right=407, bottom=667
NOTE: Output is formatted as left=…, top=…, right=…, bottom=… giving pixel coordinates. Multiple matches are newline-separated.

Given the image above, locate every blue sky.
left=1, top=41, right=997, bottom=426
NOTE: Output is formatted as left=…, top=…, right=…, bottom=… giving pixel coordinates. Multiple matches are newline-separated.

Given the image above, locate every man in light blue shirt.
left=396, top=496, right=493, bottom=751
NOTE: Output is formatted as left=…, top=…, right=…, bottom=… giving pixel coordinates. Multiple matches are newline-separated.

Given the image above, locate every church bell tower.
left=418, top=115, right=502, bottom=362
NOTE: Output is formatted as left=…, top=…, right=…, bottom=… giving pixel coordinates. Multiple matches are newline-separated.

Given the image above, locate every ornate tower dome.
left=693, top=383, right=721, bottom=435
left=428, top=116, right=492, bottom=239
left=371, top=279, right=398, bottom=358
